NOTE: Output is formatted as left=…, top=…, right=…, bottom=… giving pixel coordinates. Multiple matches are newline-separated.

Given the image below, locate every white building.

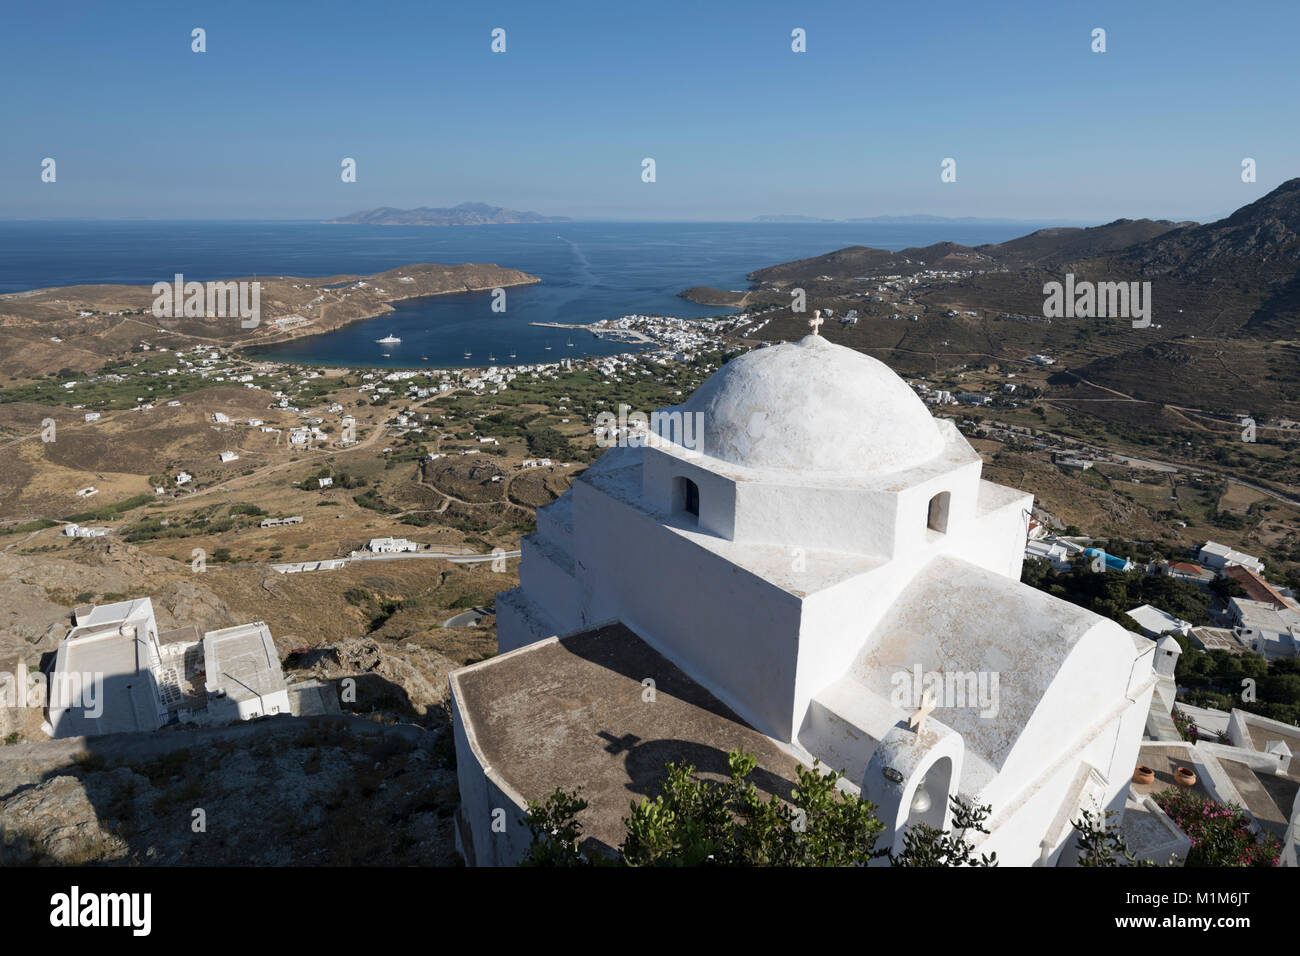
left=219, top=451, right=239, bottom=463
left=201, top=622, right=290, bottom=722
left=1199, top=541, right=1265, bottom=574
left=368, top=536, right=419, bottom=553
left=1125, top=604, right=1193, bottom=639
left=1228, top=598, right=1300, bottom=660
left=317, top=477, right=333, bottom=488
left=1024, top=537, right=1073, bottom=571
left=62, top=524, right=108, bottom=538
left=450, top=334, right=1157, bottom=866
left=46, top=600, right=170, bottom=737
left=212, top=412, right=231, bottom=424
left=83, top=412, right=101, bottom=422
left=175, top=472, right=193, bottom=486
left=45, top=600, right=293, bottom=736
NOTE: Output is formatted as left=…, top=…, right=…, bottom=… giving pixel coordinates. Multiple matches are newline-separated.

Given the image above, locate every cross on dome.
left=809, top=310, right=824, bottom=336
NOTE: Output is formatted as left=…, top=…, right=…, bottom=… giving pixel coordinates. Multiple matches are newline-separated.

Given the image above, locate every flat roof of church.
left=203, top=622, right=286, bottom=704
left=452, top=623, right=803, bottom=855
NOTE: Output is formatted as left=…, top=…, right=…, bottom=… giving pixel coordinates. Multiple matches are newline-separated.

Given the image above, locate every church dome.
left=671, top=335, right=946, bottom=475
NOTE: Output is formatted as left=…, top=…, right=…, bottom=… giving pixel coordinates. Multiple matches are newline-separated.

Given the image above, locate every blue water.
left=0, top=220, right=1048, bottom=368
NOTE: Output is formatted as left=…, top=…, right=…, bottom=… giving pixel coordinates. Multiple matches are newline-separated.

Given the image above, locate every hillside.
left=978, top=218, right=1195, bottom=265
left=1124, top=178, right=1300, bottom=279
left=746, top=241, right=993, bottom=282
left=676, top=178, right=1300, bottom=510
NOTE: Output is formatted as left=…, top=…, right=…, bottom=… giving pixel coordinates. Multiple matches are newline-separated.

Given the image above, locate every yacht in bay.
left=376, top=333, right=401, bottom=345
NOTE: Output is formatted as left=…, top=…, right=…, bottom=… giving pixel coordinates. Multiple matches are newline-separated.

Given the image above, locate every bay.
left=0, top=220, right=1049, bottom=368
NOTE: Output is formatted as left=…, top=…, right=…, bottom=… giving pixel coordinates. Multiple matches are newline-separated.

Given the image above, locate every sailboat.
left=489, top=353, right=496, bottom=362
left=463, top=349, right=471, bottom=359
left=545, top=342, right=552, bottom=351
left=509, top=349, right=516, bottom=359
left=566, top=338, right=574, bottom=348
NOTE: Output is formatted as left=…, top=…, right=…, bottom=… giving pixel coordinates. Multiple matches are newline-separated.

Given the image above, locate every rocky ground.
left=0, top=714, right=462, bottom=866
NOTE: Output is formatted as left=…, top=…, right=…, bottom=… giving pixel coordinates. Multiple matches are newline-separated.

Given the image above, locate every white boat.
left=376, top=333, right=401, bottom=344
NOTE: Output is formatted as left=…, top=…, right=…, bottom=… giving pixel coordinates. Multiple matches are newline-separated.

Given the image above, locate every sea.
left=0, top=220, right=1049, bottom=368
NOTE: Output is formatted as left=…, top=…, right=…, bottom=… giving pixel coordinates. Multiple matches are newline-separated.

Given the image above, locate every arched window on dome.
left=674, top=476, right=700, bottom=519
left=927, top=491, right=950, bottom=536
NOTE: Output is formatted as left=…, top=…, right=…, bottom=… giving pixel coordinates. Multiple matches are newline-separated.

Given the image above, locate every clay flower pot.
left=1174, top=766, right=1197, bottom=787
left=1133, top=765, right=1155, bottom=785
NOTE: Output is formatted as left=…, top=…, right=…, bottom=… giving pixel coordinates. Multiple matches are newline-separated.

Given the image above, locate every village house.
left=1125, top=604, right=1193, bottom=639
left=368, top=536, right=419, bottom=554
left=62, top=524, right=108, bottom=538
left=1199, top=541, right=1265, bottom=574
left=1227, top=598, right=1300, bottom=660
left=1222, top=564, right=1298, bottom=610
left=259, top=515, right=303, bottom=528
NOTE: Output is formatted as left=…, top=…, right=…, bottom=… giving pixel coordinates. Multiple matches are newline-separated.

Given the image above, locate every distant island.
left=326, top=202, right=571, bottom=227
left=753, top=215, right=838, bottom=223
left=755, top=214, right=1093, bottom=225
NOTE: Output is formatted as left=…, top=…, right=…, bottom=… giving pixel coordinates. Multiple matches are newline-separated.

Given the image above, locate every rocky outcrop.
left=0, top=773, right=132, bottom=864
left=299, top=637, right=460, bottom=716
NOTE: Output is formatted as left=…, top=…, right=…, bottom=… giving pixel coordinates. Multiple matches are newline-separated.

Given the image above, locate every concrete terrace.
left=451, top=623, right=803, bottom=855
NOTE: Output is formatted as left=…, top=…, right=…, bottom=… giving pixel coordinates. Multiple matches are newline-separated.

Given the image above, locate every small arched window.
left=927, top=491, right=950, bottom=535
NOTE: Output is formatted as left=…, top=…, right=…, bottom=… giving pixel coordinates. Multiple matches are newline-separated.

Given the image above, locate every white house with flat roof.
left=1125, top=604, right=1193, bottom=640
left=1199, top=541, right=1264, bottom=574
left=453, top=333, right=1158, bottom=866
left=368, top=536, right=419, bottom=553
left=201, top=622, right=289, bottom=722
left=45, top=600, right=292, bottom=737
left=1229, top=598, right=1300, bottom=660
left=45, top=599, right=169, bottom=737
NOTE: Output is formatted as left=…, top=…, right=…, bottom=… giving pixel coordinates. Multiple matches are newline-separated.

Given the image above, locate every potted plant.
left=1174, top=766, right=1197, bottom=787
left=1133, top=765, right=1156, bottom=785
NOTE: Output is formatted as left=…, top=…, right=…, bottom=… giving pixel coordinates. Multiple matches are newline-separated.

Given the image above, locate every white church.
left=450, top=324, right=1158, bottom=866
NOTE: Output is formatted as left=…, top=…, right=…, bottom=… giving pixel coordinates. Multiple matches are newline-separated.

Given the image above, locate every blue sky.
left=2, top=0, right=1297, bottom=222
